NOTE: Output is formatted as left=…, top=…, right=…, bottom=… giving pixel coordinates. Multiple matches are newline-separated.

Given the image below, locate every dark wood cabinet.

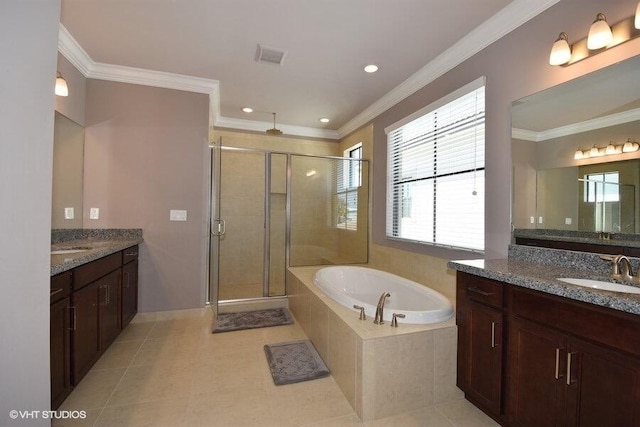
left=506, top=316, right=567, bottom=427
left=121, top=246, right=139, bottom=328
left=50, top=271, right=72, bottom=409
left=50, top=296, right=72, bottom=409
left=72, top=280, right=100, bottom=385
left=457, top=273, right=504, bottom=418
left=457, top=272, right=640, bottom=427
left=98, top=269, right=121, bottom=351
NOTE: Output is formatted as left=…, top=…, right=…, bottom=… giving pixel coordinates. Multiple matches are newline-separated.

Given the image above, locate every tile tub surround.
left=448, top=244, right=640, bottom=315
left=287, top=266, right=462, bottom=421
left=51, top=228, right=143, bottom=275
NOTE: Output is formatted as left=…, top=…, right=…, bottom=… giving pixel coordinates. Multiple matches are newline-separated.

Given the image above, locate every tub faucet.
left=374, top=292, right=391, bottom=325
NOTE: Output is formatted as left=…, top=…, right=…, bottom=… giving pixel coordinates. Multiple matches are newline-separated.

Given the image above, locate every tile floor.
left=54, top=308, right=499, bottom=427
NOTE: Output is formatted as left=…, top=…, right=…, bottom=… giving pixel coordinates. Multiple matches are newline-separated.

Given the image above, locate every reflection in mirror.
left=52, top=112, right=84, bottom=229
left=512, top=54, right=640, bottom=241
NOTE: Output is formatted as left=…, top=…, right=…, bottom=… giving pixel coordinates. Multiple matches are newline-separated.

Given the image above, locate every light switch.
left=170, top=210, right=187, bottom=221
left=90, top=208, right=100, bottom=220
left=64, top=207, right=74, bottom=220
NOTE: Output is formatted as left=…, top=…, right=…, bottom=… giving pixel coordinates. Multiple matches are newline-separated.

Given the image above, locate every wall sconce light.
left=623, top=138, right=640, bottom=152
left=550, top=6, right=640, bottom=66
left=575, top=139, right=638, bottom=160
left=549, top=32, right=572, bottom=66
left=587, top=13, right=613, bottom=50
left=55, top=72, right=68, bottom=97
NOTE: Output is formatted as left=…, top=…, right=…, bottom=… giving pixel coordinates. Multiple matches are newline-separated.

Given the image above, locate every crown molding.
left=337, top=0, right=561, bottom=138
left=213, top=116, right=340, bottom=140
left=513, top=107, right=640, bottom=142
left=58, top=24, right=333, bottom=139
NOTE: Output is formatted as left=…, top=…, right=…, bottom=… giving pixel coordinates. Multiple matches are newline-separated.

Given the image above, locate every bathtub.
left=313, top=266, right=454, bottom=324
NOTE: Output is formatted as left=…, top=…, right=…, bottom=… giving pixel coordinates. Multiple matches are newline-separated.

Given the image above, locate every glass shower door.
left=208, top=146, right=288, bottom=304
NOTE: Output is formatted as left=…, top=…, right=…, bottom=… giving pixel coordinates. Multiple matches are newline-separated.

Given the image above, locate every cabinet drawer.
left=51, top=271, right=72, bottom=304
left=122, top=245, right=139, bottom=265
left=73, top=253, right=122, bottom=290
left=459, top=272, right=504, bottom=308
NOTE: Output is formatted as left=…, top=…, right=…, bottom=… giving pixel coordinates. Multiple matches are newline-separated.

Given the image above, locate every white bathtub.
left=312, top=266, right=454, bottom=324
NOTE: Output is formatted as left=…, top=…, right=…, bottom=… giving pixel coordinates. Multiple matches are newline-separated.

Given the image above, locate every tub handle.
left=391, top=313, right=406, bottom=327
left=353, top=305, right=366, bottom=320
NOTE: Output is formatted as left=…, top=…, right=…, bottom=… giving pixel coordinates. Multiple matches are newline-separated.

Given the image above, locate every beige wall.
left=84, top=80, right=210, bottom=312
left=367, top=0, right=640, bottom=261
left=1, top=1, right=60, bottom=425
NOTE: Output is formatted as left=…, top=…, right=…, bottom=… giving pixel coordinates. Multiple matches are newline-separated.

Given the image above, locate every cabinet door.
left=121, top=259, right=138, bottom=328
left=461, top=300, right=503, bottom=415
left=50, top=297, right=72, bottom=409
left=98, top=269, right=121, bottom=351
left=507, top=316, right=567, bottom=427
left=566, top=337, right=640, bottom=427
left=72, top=281, right=100, bottom=385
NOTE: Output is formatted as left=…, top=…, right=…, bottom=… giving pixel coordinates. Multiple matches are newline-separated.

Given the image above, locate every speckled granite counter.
left=51, top=229, right=143, bottom=276
left=448, top=245, right=640, bottom=316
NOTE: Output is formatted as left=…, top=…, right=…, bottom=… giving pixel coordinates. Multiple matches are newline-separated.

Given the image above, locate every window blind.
left=385, top=79, right=485, bottom=252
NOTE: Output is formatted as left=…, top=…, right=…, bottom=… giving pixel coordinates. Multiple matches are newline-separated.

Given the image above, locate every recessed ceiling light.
left=364, top=64, right=378, bottom=73
left=319, top=118, right=330, bottom=123
left=242, top=107, right=253, bottom=113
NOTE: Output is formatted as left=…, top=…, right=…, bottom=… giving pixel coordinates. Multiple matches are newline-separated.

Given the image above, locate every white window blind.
left=385, top=78, right=485, bottom=252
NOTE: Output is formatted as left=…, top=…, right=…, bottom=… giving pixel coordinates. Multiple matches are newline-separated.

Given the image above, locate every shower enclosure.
left=207, top=142, right=369, bottom=311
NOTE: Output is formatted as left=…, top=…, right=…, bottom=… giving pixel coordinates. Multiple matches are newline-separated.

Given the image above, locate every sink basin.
left=557, top=278, right=640, bottom=294
left=51, top=246, right=93, bottom=255
left=51, top=249, right=89, bottom=255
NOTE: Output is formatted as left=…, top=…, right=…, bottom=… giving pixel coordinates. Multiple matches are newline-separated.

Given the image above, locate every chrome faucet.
left=374, top=292, right=391, bottom=325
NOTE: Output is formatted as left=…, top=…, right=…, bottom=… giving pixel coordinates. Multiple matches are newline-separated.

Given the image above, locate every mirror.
left=512, top=54, right=640, bottom=239
left=52, top=112, right=84, bottom=229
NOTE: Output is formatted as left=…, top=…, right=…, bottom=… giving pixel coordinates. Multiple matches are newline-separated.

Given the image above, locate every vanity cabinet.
left=121, top=245, right=139, bottom=328
left=50, top=271, right=72, bottom=409
left=457, top=272, right=640, bottom=427
left=456, top=273, right=505, bottom=418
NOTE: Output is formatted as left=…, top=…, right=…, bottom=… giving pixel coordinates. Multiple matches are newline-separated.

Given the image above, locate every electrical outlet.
left=565, top=217, right=572, bottom=225
left=538, top=216, right=544, bottom=224
left=170, top=210, right=187, bottom=221
left=64, top=207, right=74, bottom=220
left=530, top=216, right=535, bottom=224
left=90, top=208, right=100, bottom=220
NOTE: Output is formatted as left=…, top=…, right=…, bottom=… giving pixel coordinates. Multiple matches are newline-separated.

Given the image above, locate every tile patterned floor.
left=54, top=308, right=499, bottom=427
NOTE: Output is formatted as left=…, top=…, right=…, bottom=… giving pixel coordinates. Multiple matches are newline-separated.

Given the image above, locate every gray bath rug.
left=212, top=308, right=293, bottom=333
left=264, top=340, right=330, bottom=385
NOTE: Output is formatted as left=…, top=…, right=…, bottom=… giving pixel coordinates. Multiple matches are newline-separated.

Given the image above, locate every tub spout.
left=374, top=292, right=391, bottom=324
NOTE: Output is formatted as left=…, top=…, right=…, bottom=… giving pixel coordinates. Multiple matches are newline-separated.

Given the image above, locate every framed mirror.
left=52, top=111, right=84, bottom=229
left=512, top=54, right=640, bottom=246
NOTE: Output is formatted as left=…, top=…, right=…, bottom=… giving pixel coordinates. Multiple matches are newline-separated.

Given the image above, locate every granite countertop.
left=51, top=229, right=143, bottom=276
left=448, top=257, right=640, bottom=316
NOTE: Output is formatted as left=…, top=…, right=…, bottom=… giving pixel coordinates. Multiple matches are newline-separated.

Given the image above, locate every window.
left=385, top=78, right=485, bottom=252
left=334, top=143, right=362, bottom=231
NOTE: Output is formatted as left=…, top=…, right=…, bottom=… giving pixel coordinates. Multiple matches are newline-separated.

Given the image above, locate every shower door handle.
left=212, top=219, right=226, bottom=236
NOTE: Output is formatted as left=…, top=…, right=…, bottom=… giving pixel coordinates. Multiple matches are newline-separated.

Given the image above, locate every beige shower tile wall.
left=287, top=268, right=461, bottom=422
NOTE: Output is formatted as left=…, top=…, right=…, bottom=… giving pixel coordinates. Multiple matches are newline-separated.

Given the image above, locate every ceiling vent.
left=255, top=44, right=287, bottom=66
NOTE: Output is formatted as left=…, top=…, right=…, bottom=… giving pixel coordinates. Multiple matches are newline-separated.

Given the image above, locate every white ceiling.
left=59, top=0, right=559, bottom=139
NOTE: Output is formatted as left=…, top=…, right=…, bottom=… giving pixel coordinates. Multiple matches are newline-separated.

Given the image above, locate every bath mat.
left=212, top=308, right=293, bottom=333
left=264, top=340, right=330, bottom=385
